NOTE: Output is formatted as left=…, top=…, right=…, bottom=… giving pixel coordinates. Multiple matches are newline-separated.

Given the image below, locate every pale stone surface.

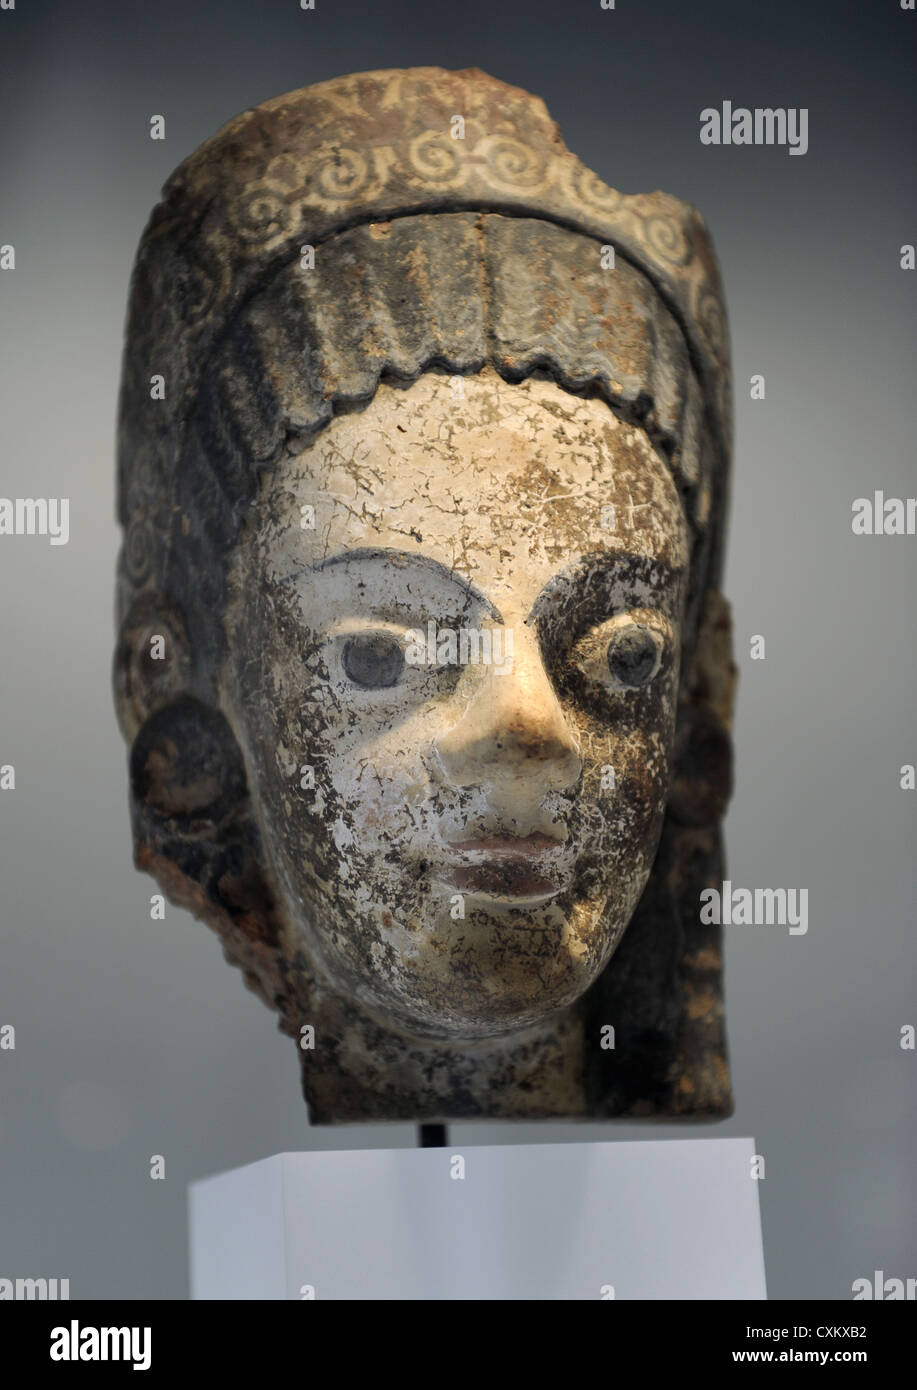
left=224, top=371, right=688, bottom=1040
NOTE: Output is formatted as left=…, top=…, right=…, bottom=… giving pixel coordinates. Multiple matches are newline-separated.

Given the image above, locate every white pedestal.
left=189, top=1136, right=766, bottom=1300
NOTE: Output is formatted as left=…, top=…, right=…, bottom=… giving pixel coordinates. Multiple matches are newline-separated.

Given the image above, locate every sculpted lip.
left=435, top=833, right=571, bottom=899
left=447, top=833, right=563, bottom=857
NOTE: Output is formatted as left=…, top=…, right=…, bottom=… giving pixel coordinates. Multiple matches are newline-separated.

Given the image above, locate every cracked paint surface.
left=223, top=369, right=688, bottom=1039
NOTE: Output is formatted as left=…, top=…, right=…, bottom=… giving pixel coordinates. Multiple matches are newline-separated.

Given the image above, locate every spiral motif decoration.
left=230, top=183, right=294, bottom=247
left=644, top=214, right=693, bottom=268
left=571, top=165, right=623, bottom=214
left=124, top=516, right=154, bottom=584
left=407, top=131, right=466, bottom=187
left=313, top=147, right=373, bottom=202
left=173, top=259, right=221, bottom=329
left=479, top=136, right=547, bottom=192
left=695, top=284, right=728, bottom=359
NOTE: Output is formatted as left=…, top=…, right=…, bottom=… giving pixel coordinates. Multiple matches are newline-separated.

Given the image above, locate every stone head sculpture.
left=114, top=68, right=736, bottom=1123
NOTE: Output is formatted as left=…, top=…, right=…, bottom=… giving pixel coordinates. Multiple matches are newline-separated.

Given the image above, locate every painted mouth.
left=435, top=833, right=572, bottom=902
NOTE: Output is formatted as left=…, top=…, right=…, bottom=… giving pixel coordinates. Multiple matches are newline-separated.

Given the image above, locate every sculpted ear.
left=113, top=592, right=193, bottom=743
left=130, top=696, right=247, bottom=828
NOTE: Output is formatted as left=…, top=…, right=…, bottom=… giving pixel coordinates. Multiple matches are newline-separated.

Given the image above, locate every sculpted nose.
left=432, top=624, right=582, bottom=799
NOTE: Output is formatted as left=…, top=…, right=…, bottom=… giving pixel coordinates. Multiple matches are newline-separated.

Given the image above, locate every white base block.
left=189, top=1137, right=766, bottom=1300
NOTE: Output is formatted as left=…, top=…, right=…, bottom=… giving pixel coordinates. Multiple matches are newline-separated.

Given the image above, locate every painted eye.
left=605, top=624, right=659, bottom=687
left=341, top=633, right=405, bottom=688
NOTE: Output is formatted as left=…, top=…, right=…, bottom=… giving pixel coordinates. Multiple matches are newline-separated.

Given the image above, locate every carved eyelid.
left=563, top=616, right=670, bottom=695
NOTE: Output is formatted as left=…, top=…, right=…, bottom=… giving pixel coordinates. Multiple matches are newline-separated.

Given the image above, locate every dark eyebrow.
left=527, top=550, right=684, bottom=626
left=296, top=547, right=503, bottom=620
left=283, top=545, right=680, bottom=626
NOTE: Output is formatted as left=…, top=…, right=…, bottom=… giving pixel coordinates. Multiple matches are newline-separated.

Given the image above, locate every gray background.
left=1, top=0, right=914, bottom=1300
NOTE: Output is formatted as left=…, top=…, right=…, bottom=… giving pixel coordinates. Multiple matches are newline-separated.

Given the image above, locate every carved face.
left=222, top=369, right=689, bottom=1039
